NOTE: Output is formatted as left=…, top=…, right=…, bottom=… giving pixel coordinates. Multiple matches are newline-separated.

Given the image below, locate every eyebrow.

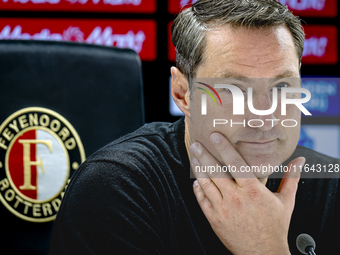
left=216, top=70, right=299, bottom=80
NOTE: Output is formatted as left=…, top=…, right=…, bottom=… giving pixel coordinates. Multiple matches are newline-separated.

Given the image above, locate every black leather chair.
left=0, top=40, right=145, bottom=254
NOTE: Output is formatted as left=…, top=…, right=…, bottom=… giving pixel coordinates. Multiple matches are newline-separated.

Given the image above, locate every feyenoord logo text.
left=0, top=107, right=85, bottom=222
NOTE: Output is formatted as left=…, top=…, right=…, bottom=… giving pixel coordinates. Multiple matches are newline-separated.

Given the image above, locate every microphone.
left=296, top=233, right=316, bottom=255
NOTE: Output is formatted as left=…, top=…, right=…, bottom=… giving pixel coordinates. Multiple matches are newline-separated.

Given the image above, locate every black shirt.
left=49, top=118, right=340, bottom=254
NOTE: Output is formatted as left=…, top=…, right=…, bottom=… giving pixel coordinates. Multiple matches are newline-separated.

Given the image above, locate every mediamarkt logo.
left=0, top=25, right=146, bottom=54
left=0, top=107, right=85, bottom=222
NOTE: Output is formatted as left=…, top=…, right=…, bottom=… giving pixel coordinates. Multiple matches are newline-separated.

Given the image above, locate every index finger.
left=210, top=132, right=260, bottom=188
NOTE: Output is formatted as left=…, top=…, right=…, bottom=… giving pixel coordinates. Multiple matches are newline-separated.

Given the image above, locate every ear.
left=171, top=67, right=191, bottom=117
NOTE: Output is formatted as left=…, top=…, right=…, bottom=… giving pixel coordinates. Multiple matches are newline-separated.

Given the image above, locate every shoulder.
left=49, top=118, right=189, bottom=254
left=291, top=145, right=340, bottom=165
left=87, top=119, right=185, bottom=165
left=55, top=118, right=186, bottom=220
left=287, top=146, right=340, bottom=199
left=280, top=145, right=340, bottom=185
left=64, top=118, right=186, bottom=196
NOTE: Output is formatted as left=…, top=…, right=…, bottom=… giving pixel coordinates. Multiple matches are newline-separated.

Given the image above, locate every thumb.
left=277, top=157, right=305, bottom=207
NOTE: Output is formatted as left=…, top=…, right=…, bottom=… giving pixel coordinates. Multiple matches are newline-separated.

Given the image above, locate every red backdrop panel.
left=0, top=18, right=157, bottom=61
left=302, top=25, right=338, bottom=64
left=0, top=0, right=156, bottom=13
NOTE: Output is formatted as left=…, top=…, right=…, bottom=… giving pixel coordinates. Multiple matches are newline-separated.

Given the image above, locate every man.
left=49, top=1, right=340, bottom=254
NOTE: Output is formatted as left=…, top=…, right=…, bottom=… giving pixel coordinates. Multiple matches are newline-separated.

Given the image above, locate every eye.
left=275, top=83, right=289, bottom=90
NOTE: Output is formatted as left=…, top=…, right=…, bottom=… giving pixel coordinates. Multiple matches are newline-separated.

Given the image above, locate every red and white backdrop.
left=0, top=0, right=339, bottom=122
left=0, top=0, right=157, bottom=12
left=0, top=18, right=157, bottom=61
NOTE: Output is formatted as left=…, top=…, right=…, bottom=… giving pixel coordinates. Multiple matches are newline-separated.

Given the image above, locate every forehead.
left=198, top=25, right=300, bottom=78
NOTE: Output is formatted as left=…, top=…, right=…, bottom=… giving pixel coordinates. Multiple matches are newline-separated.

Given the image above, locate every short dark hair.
left=171, top=0, right=305, bottom=89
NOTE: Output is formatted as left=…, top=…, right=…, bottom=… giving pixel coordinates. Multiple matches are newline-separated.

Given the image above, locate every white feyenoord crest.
left=0, top=107, right=85, bottom=222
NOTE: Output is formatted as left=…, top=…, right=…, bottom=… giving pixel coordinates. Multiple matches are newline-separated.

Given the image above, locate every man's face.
left=189, top=25, right=301, bottom=178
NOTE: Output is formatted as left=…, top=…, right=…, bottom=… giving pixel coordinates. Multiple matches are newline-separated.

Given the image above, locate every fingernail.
left=210, top=133, right=220, bottom=144
left=193, top=180, right=199, bottom=187
left=190, top=143, right=198, bottom=153
left=192, top=157, right=199, bottom=166
left=298, top=157, right=306, bottom=168
left=190, top=143, right=200, bottom=154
